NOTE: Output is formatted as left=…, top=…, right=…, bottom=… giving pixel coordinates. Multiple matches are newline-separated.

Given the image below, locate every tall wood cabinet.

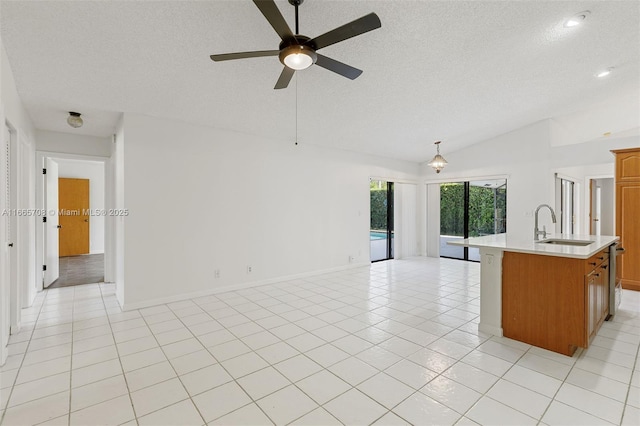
left=612, top=148, right=640, bottom=291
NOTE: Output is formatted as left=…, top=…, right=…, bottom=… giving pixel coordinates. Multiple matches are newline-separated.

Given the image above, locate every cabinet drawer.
left=585, top=250, right=608, bottom=273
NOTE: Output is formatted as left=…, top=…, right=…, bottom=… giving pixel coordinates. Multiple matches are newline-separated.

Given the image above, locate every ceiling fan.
left=210, top=0, right=381, bottom=89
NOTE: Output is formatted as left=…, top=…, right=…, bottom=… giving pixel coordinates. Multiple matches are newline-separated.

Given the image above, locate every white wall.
left=113, top=119, right=125, bottom=306
left=120, top=113, right=419, bottom=309
left=56, top=159, right=105, bottom=254
left=1, top=35, right=38, bottom=364
left=36, top=129, right=111, bottom=157
left=422, top=120, right=553, bottom=246
left=421, top=122, right=640, bottom=256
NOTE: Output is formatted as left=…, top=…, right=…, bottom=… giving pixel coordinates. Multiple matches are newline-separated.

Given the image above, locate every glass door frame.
left=370, top=180, right=394, bottom=263
left=439, top=179, right=507, bottom=262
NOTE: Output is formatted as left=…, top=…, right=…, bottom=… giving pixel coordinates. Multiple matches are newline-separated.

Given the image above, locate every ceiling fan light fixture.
left=67, top=111, right=83, bottom=128
left=280, top=44, right=317, bottom=71
left=428, top=141, right=447, bottom=173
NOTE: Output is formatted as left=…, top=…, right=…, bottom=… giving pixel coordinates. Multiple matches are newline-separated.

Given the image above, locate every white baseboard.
left=479, top=322, right=503, bottom=337
left=120, top=261, right=371, bottom=312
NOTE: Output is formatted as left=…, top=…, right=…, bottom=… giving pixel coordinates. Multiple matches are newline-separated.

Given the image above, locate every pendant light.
left=428, top=141, right=447, bottom=173
left=67, top=112, right=83, bottom=128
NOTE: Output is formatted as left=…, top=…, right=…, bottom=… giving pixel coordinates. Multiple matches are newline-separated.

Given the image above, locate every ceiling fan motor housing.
left=278, top=36, right=317, bottom=68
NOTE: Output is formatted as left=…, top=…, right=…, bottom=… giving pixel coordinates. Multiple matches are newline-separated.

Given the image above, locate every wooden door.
left=586, top=270, right=597, bottom=344
left=58, top=178, right=90, bottom=257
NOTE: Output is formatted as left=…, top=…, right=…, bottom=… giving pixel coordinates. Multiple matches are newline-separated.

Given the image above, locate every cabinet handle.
left=602, top=265, right=608, bottom=269
left=589, top=262, right=596, bottom=266
left=598, top=256, right=604, bottom=260
left=595, top=273, right=600, bottom=277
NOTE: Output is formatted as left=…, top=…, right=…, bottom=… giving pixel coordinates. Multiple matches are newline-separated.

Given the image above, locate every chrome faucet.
left=534, top=204, right=557, bottom=240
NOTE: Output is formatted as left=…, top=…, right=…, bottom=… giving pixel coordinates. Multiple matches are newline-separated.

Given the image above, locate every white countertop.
left=448, top=233, right=619, bottom=259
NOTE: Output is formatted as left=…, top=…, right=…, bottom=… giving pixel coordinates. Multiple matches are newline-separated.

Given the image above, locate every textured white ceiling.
left=1, top=0, right=638, bottom=162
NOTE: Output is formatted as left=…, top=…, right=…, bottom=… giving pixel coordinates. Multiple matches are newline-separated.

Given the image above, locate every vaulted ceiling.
left=1, top=0, right=638, bottom=161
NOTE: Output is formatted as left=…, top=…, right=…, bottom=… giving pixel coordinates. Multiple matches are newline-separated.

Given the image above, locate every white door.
left=1, top=122, right=11, bottom=364
left=44, top=158, right=59, bottom=287
left=595, top=186, right=602, bottom=236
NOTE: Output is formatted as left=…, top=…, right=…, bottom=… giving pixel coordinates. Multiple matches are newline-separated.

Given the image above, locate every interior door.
left=590, top=180, right=602, bottom=235
left=1, top=122, right=11, bottom=363
left=594, top=187, right=602, bottom=235
left=560, top=179, right=574, bottom=234
left=44, top=158, right=59, bottom=287
left=58, top=178, right=90, bottom=256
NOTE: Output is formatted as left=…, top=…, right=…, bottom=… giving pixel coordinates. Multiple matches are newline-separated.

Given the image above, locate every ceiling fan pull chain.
left=294, top=1, right=300, bottom=35
left=295, top=73, right=298, bottom=145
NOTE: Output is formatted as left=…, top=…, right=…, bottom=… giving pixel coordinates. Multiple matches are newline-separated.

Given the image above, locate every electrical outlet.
left=247, top=266, right=252, bottom=273
left=214, top=269, right=220, bottom=279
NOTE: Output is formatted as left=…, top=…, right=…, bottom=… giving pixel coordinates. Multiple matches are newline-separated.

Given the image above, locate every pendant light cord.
left=295, top=73, right=298, bottom=145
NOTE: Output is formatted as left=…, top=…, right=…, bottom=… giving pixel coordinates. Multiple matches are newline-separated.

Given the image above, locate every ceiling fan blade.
left=274, top=66, right=295, bottom=89
left=315, top=54, right=363, bottom=80
left=306, top=13, right=381, bottom=50
left=253, top=0, right=294, bottom=41
left=210, top=50, right=279, bottom=62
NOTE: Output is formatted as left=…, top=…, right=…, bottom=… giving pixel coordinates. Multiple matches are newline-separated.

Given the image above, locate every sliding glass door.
left=439, top=182, right=466, bottom=260
left=440, top=179, right=507, bottom=261
left=370, top=180, right=394, bottom=262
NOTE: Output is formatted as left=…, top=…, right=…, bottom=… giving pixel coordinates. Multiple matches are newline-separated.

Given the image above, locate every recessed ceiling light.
left=564, top=10, right=590, bottom=28
left=596, top=68, right=614, bottom=78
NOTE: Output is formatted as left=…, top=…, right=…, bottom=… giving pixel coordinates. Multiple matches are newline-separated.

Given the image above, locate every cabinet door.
left=599, top=260, right=610, bottom=321
left=596, top=268, right=605, bottom=328
left=586, top=271, right=597, bottom=343
left=615, top=150, right=640, bottom=182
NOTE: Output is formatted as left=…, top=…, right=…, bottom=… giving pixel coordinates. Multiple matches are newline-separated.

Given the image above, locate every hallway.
left=48, top=254, right=104, bottom=289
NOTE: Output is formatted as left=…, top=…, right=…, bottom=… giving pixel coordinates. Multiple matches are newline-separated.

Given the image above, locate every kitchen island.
left=449, top=233, right=619, bottom=356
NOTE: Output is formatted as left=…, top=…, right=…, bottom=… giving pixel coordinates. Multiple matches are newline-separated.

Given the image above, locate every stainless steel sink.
left=538, top=239, right=594, bottom=246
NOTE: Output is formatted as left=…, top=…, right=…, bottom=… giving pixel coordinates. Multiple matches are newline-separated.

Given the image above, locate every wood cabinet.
left=502, top=248, right=610, bottom=356
left=612, top=148, right=640, bottom=291
left=586, top=258, right=609, bottom=345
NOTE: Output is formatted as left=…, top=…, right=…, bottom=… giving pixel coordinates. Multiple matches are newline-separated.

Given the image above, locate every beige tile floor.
left=0, top=257, right=638, bottom=425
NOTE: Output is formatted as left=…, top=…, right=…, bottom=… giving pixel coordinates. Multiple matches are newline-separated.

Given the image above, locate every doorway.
left=370, top=180, right=394, bottom=262
left=589, top=178, right=615, bottom=236
left=439, top=179, right=507, bottom=261
left=42, top=156, right=106, bottom=288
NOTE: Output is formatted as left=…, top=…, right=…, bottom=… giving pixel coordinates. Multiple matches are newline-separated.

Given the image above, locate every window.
left=439, top=179, right=507, bottom=261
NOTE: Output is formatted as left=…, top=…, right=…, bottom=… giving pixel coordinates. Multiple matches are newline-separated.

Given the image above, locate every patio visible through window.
left=370, top=180, right=393, bottom=262
left=440, top=179, right=506, bottom=261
